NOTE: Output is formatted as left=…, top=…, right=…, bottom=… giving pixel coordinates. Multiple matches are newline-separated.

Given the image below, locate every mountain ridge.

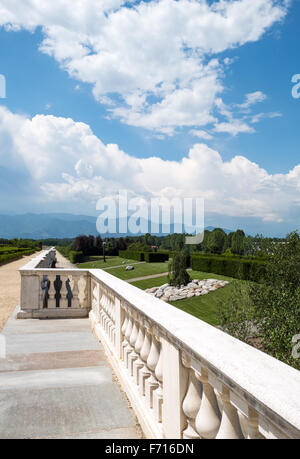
left=0, top=213, right=234, bottom=239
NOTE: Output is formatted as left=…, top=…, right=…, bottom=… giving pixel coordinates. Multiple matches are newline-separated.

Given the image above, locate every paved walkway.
left=0, top=253, right=141, bottom=439
left=126, top=272, right=169, bottom=283
left=126, top=268, right=192, bottom=284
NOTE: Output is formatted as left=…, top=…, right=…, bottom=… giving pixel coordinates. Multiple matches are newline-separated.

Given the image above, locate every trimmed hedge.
left=119, top=250, right=169, bottom=263
left=144, top=252, right=169, bottom=263
left=119, top=250, right=145, bottom=262
left=0, top=248, right=36, bottom=266
left=191, top=255, right=266, bottom=282
left=69, top=251, right=84, bottom=264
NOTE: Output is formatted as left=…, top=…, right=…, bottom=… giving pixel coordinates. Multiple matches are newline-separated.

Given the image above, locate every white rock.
left=125, top=265, right=135, bottom=271
left=160, top=283, right=169, bottom=290
left=145, top=278, right=229, bottom=302
left=147, top=287, right=158, bottom=294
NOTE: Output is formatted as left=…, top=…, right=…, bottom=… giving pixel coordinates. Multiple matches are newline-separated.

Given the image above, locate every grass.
left=76, top=255, right=245, bottom=327
left=77, top=256, right=140, bottom=269
left=131, top=270, right=241, bottom=326
left=105, top=261, right=170, bottom=280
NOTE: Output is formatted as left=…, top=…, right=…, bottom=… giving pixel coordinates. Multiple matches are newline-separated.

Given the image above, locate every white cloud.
left=0, top=106, right=299, bottom=225
left=251, top=112, right=282, bottom=124
left=189, top=130, right=213, bottom=140
left=238, top=91, right=267, bottom=110
left=214, top=120, right=255, bottom=136
left=0, top=0, right=288, bottom=134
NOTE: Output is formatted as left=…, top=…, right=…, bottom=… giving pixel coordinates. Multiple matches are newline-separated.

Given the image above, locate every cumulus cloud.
left=0, top=0, right=288, bottom=134
left=0, top=106, right=299, bottom=225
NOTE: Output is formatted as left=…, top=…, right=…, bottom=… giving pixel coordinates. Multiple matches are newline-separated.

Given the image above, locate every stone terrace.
left=1, top=247, right=300, bottom=439
left=0, top=308, right=140, bottom=439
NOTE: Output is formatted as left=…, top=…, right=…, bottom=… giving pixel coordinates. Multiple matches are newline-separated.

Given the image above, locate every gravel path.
left=0, top=252, right=43, bottom=332
left=55, top=251, right=77, bottom=269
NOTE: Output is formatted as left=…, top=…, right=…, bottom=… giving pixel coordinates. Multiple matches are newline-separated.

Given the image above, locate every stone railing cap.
left=90, top=268, right=300, bottom=434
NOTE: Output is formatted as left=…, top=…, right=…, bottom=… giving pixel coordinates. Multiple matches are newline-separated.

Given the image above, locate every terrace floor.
left=0, top=311, right=141, bottom=439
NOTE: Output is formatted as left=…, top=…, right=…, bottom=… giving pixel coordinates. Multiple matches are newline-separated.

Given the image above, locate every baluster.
left=40, top=274, right=49, bottom=309
left=71, top=276, right=80, bottom=308
left=47, top=275, right=56, bottom=309
left=128, top=313, right=139, bottom=376
left=216, top=386, right=244, bottom=439
left=246, top=407, right=264, bottom=439
left=145, top=331, right=160, bottom=409
left=139, top=322, right=152, bottom=396
left=92, top=281, right=100, bottom=319
left=123, top=311, right=133, bottom=368
left=101, top=290, right=107, bottom=330
left=78, top=275, right=87, bottom=307
left=99, top=290, right=105, bottom=328
left=133, top=319, right=145, bottom=386
left=181, top=357, right=202, bottom=439
left=39, top=274, right=43, bottom=308
left=60, top=276, right=69, bottom=308
left=104, top=290, right=110, bottom=334
left=109, top=295, right=115, bottom=344
left=121, top=306, right=129, bottom=361
left=195, top=369, right=221, bottom=439
left=153, top=339, right=163, bottom=423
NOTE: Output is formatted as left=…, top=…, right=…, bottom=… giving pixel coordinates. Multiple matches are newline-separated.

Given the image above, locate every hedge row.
left=191, top=255, right=266, bottom=282
left=119, top=250, right=145, bottom=261
left=144, top=252, right=169, bottom=263
left=119, top=250, right=169, bottom=263
left=0, top=246, right=34, bottom=254
left=69, top=251, right=84, bottom=264
left=0, top=249, right=36, bottom=266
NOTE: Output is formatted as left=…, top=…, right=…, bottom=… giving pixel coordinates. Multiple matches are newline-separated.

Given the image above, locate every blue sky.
left=0, top=0, right=299, bottom=236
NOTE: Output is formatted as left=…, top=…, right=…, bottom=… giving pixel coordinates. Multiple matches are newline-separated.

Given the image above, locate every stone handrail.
left=18, top=250, right=300, bottom=439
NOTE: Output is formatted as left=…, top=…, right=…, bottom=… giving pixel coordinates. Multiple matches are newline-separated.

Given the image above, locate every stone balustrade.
left=18, top=249, right=300, bottom=439
left=18, top=248, right=89, bottom=319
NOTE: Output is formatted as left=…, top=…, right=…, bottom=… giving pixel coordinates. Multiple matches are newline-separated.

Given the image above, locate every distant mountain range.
left=0, top=213, right=234, bottom=239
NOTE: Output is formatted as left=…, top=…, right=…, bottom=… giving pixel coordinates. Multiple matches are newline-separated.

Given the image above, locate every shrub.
left=191, top=254, right=266, bottom=282
left=168, top=252, right=191, bottom=288
left=119, top=250, right=145, bottom=261
left=0, top=248, right=36, bottom=266
left=69, top=251, right=84, bottom=263
left=144, top=252, right=169, bottom=263
left=169, top=251, right=190, bottom=268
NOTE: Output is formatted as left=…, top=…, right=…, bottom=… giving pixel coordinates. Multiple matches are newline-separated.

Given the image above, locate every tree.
left=208, top=228, right=226, bottom=254
left=219, top=231, right=300, bottom=370
left=95, top=235, right=103, bottom=254
left=168, top=252, right=191, bottom=288
left=231, top=230, right=245, bottom=255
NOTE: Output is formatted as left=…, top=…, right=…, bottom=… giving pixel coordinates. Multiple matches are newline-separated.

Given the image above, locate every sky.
left=0, top=0, right=299, bottom=237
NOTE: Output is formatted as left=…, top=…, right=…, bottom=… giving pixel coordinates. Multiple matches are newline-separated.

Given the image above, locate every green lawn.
left=105, top=261, right=170, bottom=280
left=77, top=256, right=140, bottom=269
left=131, top=271, right=240, bottom=326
